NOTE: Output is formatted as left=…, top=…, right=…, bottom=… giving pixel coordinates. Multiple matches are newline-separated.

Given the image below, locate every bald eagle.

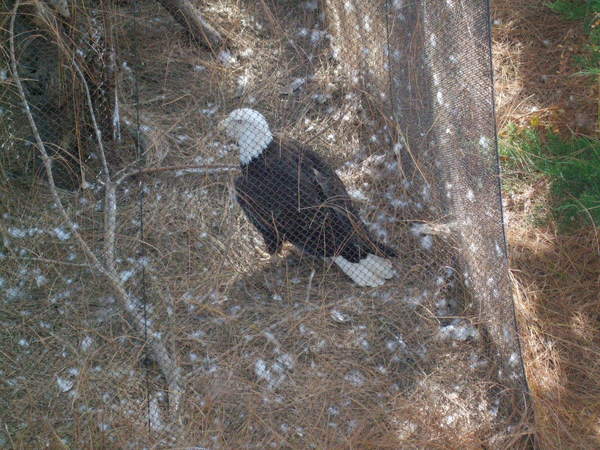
left=220, top=108, right=396, bottom=287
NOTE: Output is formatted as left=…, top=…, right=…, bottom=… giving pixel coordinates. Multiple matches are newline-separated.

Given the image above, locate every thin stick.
left=305, top=269, right=315, bottom=303
left=12, top=256, right=90, bottom=268
left=72, top=59, right=111, bottom=181
left=104, top=183, right=117, bottom=269
left=72, top=56, right=117, bottom=267
left=116, top=164, right=238, bottom=185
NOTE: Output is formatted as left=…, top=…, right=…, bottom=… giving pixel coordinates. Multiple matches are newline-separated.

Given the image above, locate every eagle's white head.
left=220, top=108, right=273, bottom=165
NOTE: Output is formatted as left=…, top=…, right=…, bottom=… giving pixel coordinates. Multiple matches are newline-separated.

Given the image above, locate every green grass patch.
left=547, top=0, right=600, bottom=75
left=500, top=124, right=600, bottom=228
left=547, top=0, right=595, bottom=21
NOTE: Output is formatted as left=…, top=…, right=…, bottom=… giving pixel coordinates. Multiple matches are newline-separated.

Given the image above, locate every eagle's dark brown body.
left=235, top=138, right=397, bottom=263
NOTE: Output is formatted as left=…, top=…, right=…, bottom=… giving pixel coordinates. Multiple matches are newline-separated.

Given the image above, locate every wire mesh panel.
left=1, top=0, right=530, bottom=447
left=420, top=0, right=528, bottom=393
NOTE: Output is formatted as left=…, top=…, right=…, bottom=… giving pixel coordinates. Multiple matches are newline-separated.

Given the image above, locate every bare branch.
left=71, top=55, right=119, bottom=270
left=9, top=0, right=106, bottom=277
left=9, top=0, right=183, bottom=421
left=112, top=280, right=183, bottom=418
left=155, top=0, right=223, bottom=50
left=71, top=59, right=111, bottom=181
left=116, top=164, right=238, bottom=185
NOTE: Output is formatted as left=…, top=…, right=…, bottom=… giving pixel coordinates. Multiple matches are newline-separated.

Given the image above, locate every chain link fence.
left=1, top=0, right=531, bottom=447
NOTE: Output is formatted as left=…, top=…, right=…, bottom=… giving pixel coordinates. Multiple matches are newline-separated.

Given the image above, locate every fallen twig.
left=155, top=0, right=223, bottom=51
left=116, top=164, right=238, bottom=185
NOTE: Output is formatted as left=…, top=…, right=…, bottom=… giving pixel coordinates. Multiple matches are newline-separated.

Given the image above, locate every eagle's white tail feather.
left=333, top=256, right=384, bottom=287
left=362, top=254, right=396, bottom=280
left=333, top=255, right=394, bottom=287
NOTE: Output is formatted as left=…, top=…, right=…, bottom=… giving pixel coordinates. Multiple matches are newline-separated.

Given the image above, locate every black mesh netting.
left=1, top=0, right=532, bottom=447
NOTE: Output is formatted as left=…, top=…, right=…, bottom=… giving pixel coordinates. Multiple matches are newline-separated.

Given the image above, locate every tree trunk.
left=156, top=0, right=222, bottom=50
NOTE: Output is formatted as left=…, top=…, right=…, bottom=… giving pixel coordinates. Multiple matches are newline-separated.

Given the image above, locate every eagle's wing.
left=297, top=145, right=364, bottom=230
left=296, top=143, right=397, bottom=258
left=235, top=178, right=283, bottom=255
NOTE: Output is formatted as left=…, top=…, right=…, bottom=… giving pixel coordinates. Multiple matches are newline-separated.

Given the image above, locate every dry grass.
left=4, top=0, right=598, bottom=448
left=509, top=223, right=600, bottom=448
left=1, top=179, right=506, bottom=448
left=493, top=0, right=598, bottom=136
left=3, top=1, right=508, bottom=448
left=493, top=0, right=600, bottom=447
